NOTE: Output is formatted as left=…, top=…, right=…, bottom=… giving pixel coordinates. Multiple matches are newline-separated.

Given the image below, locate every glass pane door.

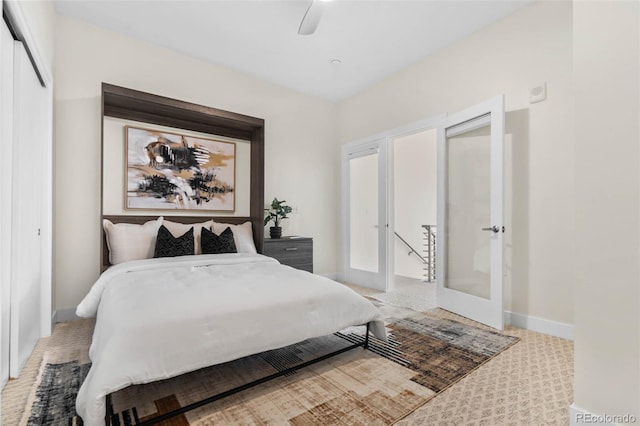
left=446, top=120, right=491, bottom=299
left=349, top=152, right=379, bottom=273
left=437, top=95, right=505, bottom=330
left=344, top=141, right=387, bottom=291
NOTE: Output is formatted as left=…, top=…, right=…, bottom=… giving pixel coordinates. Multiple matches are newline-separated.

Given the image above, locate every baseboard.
left=52, top=308, right=79, bottom=323
left=505, top=311, right=573, bottom=340
left=570, top=403, right=637, bottom=425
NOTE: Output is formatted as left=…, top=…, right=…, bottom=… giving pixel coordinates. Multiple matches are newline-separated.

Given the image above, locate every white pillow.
left=163, top=219, right=213, bottom=255
left=211, top=221, right=257, bottom=254
left=103, top=217, right=163, bottom=265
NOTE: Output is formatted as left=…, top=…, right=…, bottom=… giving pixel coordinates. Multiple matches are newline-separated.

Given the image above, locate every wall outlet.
left=530, top=82, right=547, bottom=104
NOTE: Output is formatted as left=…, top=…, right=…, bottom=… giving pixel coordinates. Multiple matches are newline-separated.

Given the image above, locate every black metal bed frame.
left=104, top=323, right=371, bottom=425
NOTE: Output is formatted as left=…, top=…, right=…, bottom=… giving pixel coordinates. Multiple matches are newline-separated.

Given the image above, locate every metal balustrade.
left=422, top=225, right=436, bottom=282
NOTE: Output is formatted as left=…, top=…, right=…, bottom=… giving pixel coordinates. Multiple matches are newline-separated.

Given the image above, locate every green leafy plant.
left=264, top=198, right=293, bottom=228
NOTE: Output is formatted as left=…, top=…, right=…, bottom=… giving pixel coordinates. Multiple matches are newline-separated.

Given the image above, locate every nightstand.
left=263, top=237, right=313, bottom=273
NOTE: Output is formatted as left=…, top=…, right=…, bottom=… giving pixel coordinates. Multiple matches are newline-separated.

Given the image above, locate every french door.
left=343, top=140, right=388, bottom=291
left=436, top=95, right=505, bottom=330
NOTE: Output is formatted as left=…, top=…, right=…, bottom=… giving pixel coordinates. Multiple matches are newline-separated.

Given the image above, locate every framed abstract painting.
left=126, top=126, right=236, bottom=211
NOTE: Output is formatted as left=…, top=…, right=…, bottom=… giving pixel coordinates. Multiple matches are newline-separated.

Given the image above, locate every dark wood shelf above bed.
left=102, top=84, right=262, bottom=141
left=100, top=83, right=266, bottom=270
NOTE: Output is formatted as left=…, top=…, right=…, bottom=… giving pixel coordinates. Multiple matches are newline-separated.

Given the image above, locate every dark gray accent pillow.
left=154, top=225, right=195, bottom=258
left=201, top=227, right=237, bottom=254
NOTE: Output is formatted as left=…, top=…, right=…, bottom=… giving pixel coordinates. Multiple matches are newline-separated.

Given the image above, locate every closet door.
left=0, top=19, right=14, bottom=387
left=9, top=41, right=45, bottom=377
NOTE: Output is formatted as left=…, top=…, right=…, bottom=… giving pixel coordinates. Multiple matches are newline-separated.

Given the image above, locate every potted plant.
left=264, top=198, right=292, bottom=239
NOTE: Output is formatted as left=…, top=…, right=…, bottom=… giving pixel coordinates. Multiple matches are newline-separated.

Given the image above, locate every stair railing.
left=394, top=231, right=427, bottom=264
left=422, top=225, right=436, bottom=282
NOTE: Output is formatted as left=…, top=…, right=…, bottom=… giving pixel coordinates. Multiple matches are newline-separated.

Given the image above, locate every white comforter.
left=75, top=253, right=385, bottom=425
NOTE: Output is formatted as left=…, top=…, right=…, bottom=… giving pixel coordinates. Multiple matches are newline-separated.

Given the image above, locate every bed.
left=75, top=217, right=385, bottom=426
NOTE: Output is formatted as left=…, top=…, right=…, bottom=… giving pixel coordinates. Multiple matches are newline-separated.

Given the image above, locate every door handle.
left=482, top=226, right=500, bottom=233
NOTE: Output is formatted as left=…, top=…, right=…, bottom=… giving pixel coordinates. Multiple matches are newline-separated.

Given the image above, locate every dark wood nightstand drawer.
left=291, top=263, right=313, bottom=273
left=264, top=237, right=313, bottom=272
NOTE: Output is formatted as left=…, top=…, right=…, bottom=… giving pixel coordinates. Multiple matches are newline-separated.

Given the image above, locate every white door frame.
left=342, top=115, right=444, bottom=291
left=436, top=95, right=505, bottom=330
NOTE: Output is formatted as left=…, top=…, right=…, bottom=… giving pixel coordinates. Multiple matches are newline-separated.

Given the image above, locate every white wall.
left=338, top=0, right=574, bottom=326
left=573, top=0, right=640, bottom=419
left=15, top=0, right=55, bottom=71
left=54, top=15, right=339, bottom=310
left=393, top=129, right=436, bottom=280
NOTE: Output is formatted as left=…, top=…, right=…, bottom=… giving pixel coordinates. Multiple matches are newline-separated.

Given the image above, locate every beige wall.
left=573, top=0, right=640, bottom=418
left=393, top=129, right=437, bottom=280
left=16, top=0, right=55, bottom=71
left=338, top=0, right=574, bottom=325
left=54, top=15, right=339, bottom=310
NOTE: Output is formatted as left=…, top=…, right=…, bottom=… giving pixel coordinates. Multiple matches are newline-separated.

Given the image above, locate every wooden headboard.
left=100, top=84, right=265, bottom=271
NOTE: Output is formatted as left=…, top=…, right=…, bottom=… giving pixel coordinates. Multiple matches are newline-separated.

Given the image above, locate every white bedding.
left=75, top=253, right=385, bottom=425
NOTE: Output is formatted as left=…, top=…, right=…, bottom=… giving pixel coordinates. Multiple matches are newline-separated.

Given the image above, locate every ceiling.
left=55, top=0, right=532, bottom=102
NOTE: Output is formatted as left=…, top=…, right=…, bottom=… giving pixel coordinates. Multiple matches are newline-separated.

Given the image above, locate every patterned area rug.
left=24, top=360, right=90, bottom=425
left=22, top=302, right=518, bottom=425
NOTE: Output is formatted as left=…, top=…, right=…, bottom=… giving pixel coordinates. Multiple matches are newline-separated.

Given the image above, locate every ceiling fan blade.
left=298, top=0, right=324, bottom=35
